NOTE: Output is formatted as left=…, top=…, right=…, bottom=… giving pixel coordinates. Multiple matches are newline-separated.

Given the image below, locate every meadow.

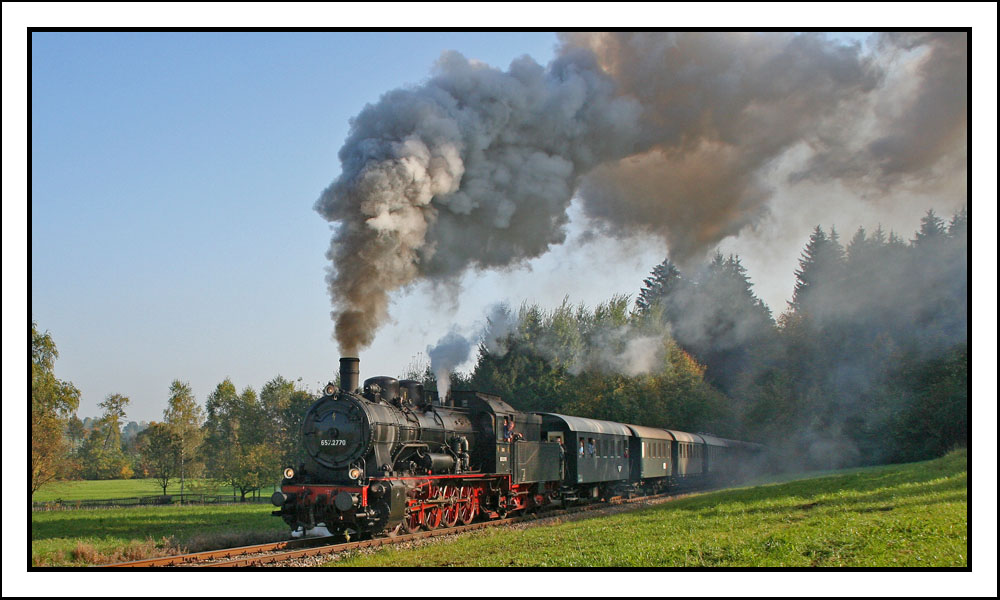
left=32, top=478, right=279, bottom=503
left=29, top=450, right=967, bottom=567
left=328, top=449, right=968, bottom=567
left=31, top=503, right=289, bottom=566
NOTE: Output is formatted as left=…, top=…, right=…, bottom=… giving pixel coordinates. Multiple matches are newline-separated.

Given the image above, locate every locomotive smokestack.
left=339, top=357, right=360, bottom=392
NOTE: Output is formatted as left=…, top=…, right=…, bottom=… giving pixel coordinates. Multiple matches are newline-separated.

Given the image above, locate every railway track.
left=98, top=536, right=339, bottom=568
left=102, top=490, right=688, bottom=568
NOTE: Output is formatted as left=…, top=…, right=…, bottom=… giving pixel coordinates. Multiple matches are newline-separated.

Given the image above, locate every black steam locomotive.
left=271, top=357, right=763, bottom=538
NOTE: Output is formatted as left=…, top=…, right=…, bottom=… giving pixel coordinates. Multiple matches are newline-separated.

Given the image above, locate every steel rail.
left=103, top=490, right=689, bottom=568
left=98, top=536, right=337, bottom=568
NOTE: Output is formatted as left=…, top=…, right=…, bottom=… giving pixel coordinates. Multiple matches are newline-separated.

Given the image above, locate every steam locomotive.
left=271, top=357, right=763, bottom=538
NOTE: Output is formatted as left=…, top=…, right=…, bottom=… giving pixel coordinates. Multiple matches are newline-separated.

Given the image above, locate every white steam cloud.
left=426, top=329, right=473, bottom=398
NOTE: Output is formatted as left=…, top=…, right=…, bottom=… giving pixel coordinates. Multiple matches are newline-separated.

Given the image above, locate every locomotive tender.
left=271, top=357, right=763, bottom=538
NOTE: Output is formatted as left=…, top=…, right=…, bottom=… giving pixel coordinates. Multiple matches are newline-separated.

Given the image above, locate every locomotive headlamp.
left=283, top=467, right=295, bottom=480
left=324, top=383, right=337, bottom=396
left=348, top=467, right=362, bottom=480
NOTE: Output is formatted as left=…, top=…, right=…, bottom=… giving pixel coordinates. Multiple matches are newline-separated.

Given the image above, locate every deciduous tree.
left=164, top=380, right=205, bottom=494
left=31, top=322, right=80, bottom=497
left=138, top=422, right=182, bottom=495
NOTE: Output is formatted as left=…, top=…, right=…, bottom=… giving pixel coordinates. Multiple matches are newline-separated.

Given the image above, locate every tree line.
left=412, top=207, right=968, bottom=471
left=31, top=323, right=314, bottom=500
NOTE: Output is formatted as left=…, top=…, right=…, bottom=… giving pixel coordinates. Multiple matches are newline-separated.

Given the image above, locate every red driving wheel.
left=401, top=507, right=422, bottom=534
left=442, top=487, right=460, bottom=528
left=457, top=487, right=477, bottom=525
left=422, top=505, right=443, bottom=530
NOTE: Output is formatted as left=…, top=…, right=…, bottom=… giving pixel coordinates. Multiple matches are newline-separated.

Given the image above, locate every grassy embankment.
left=32, top=478, right=279, bottom=503
left=31, top=503, right=289, bottom=566
left=328, top=449, right=968, bottom=567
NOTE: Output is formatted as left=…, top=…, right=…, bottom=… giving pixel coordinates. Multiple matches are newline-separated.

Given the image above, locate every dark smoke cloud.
left=789, top=32, right=968, bottom=185
left=563, top=32, right=884, bottom=267
left=316, top=49, right=641, bottom=353
left=316, top=32, right=967, bottom=353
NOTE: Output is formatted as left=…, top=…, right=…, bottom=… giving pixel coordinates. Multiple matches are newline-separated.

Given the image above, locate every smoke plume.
left=426, top=329, right=473, bottom=398
left=316, top=32, right=967, bottom=353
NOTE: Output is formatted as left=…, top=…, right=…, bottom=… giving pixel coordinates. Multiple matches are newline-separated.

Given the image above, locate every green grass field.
left=328, top=449, right=968, bottom=567
left=32, top=478, right=279, bottom=503
left=31, top=503, right=290, bottom=566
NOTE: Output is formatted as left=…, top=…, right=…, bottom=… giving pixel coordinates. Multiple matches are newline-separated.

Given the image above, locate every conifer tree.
left=913, top=208, right=948, bottom=247
left=788, top=225, right=846, bottom=318
left=635, top=258, right=681, bottom=315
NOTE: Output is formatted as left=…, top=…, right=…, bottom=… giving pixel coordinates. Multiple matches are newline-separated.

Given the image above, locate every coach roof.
left=698, top=433, right=729, bottom=447
left=535, top=413, right=632, bottom=436
left=625, top=424, right=675, bottom=440
left=663, top=429, right=704, bottom=444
